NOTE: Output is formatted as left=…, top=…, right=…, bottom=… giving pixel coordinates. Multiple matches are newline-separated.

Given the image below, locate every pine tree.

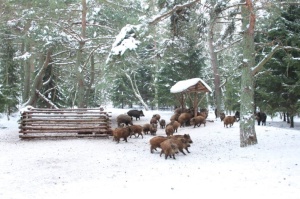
left=255, top=4, right=300, bottom=127
left=0, top=29, right=20, bottom=117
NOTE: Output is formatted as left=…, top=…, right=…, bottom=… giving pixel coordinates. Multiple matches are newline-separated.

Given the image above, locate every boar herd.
left=111, top=108, right=267, bottom=159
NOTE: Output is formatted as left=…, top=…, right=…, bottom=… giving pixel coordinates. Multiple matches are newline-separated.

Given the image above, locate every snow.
left=170, top=78, right=212, bottom=93
left=13, top=52, right=31, bottom=61
left=0, top=108, right=300, bottom=199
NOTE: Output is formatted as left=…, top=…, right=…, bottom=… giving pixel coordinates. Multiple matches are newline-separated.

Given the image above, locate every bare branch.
left=149, top=0, right=201, bottom=25
left=215, top=38, right=242, bottom=53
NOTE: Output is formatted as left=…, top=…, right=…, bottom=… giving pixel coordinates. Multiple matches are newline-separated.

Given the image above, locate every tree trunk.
left=24, top=49, right=52, bottom=107
left=75, top=0, right=87, bottom=108
left=124, top=73, right=149, bottom=111
left=240, top=0, right=258, bottom=147
left=208, top=8, right=222, bottom=118
left=23, top=43, right=31, bottom=103
left=290, top=116, right=294, bottom=128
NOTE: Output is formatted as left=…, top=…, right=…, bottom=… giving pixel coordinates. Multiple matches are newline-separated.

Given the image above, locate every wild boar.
left=174, top=107, right=193, bottom=115
left=220, top=112, right=226, bottom=121
left=235, top=111, right=240, bottom=122
left=128, top=125, right=143, bottom=139
left=199, top=108, right=209, bottom=118
left=112, top=127, right=132, bottom=143
left=223, top=116, right=236, bottom=128
left=173, top=134, right=193, bottom=144
left=127, top=110, right=145, bottom=121
left=149, top=136, right=169, bottom=153
left=150, top=123, right=158, bottom=135
left=160, top=139, right=179, bottom=160
left=152, top=114, right=161, bottom=121
left=166, top=120, right=180, bottom=133
left=142, top=123, right=151, bottom=135
left=256, top=112, right=267, bottom=126
left=116, top=114, right=133, bottom=127
left=190, top=116, right=206, bottom=128
left=170, top=113, right=180, bottom=122
left=170, top=137, right=191, bottom=155
left=165, top=125, right=175, bottom=137
left=178, top=112, right=193, bottom=127
left=150, top=117, right=158, bottom=125
left=159, top=119, right=166, bottom=129
left=143, top=123, right=157, bottom=135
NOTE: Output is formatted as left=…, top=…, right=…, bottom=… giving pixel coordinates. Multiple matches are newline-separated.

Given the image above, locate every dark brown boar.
left=116, top=114, right=133, bottom=127
left=128, top=125, right=143, bottom=139
left=150, top=117, right=158, bottom=125
left=170, top=113, right=180, bottom=122
left=112, top=127, right=131, bottom=143
left=174, top=107, right=193, bottom=115
left=160, top=139, right=179, bottom=160
left=152, top=114, right=161, bottom=121
left=220, top=112, right=226, bottom=121
left=127, top=110, right=145, bottom=121
left=170, top=137, right=191, bottom=155
left=178, top=112, right=193, bottom=127
left=199, top=108, right=208, bottom=118
left=190, top=116, right=206, bottom=128
left=165, top=125, right=175, bottom=137
left=223, top=116, right=236, bottom=128
left=149, top=136, right=169, bottom=153
left=159, top=119, right=166, bottom=129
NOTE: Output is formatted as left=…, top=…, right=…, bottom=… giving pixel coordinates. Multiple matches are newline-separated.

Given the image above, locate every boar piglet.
left=160, top=139, right=179, bottom=160
left=223, top=116, right=236, bottom=128
left=149, top=136, right=169, bottom=153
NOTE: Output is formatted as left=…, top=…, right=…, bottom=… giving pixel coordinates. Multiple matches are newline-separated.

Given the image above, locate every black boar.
left=116, top=114, right=133, bottom=127
left=235, top=111, right=240, bottom=122
left=256, top=112, right=267, bottom=126
left=127, top=110, right=145, bottom=120
left=223, top=116, right=236, bottom=128
left=220, top=112, right=226, bottom=121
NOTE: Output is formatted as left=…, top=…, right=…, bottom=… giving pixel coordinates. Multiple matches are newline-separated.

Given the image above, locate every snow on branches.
left=106, top=24, right=142, bottom=64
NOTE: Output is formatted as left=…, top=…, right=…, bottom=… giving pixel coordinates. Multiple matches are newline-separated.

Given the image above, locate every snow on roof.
left=170, top=78, right=212, bottom=93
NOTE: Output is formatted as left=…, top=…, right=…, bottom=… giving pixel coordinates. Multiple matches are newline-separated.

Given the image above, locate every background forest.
left=0, top=0, right=299, bottom=127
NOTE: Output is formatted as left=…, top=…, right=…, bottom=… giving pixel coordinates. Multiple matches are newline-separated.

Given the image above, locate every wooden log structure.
left=19, top=108, right=112, bottom=139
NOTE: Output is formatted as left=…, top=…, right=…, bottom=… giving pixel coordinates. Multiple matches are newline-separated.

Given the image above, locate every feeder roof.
left=170, top=78, right=212, bottom=93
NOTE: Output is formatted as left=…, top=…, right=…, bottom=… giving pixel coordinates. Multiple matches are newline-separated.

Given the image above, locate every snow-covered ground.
left=0, top=108, right=299, bottom=199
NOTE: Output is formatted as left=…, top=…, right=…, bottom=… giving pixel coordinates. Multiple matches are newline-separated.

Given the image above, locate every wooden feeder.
left=170, top=78, right=212, bottom=116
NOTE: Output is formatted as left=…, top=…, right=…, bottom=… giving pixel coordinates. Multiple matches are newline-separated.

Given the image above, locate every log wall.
left=19, top=108, right=112, bottom=139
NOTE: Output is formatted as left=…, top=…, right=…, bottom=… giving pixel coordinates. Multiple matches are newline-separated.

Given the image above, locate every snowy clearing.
left=0, top=108, right=299, bottom=199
